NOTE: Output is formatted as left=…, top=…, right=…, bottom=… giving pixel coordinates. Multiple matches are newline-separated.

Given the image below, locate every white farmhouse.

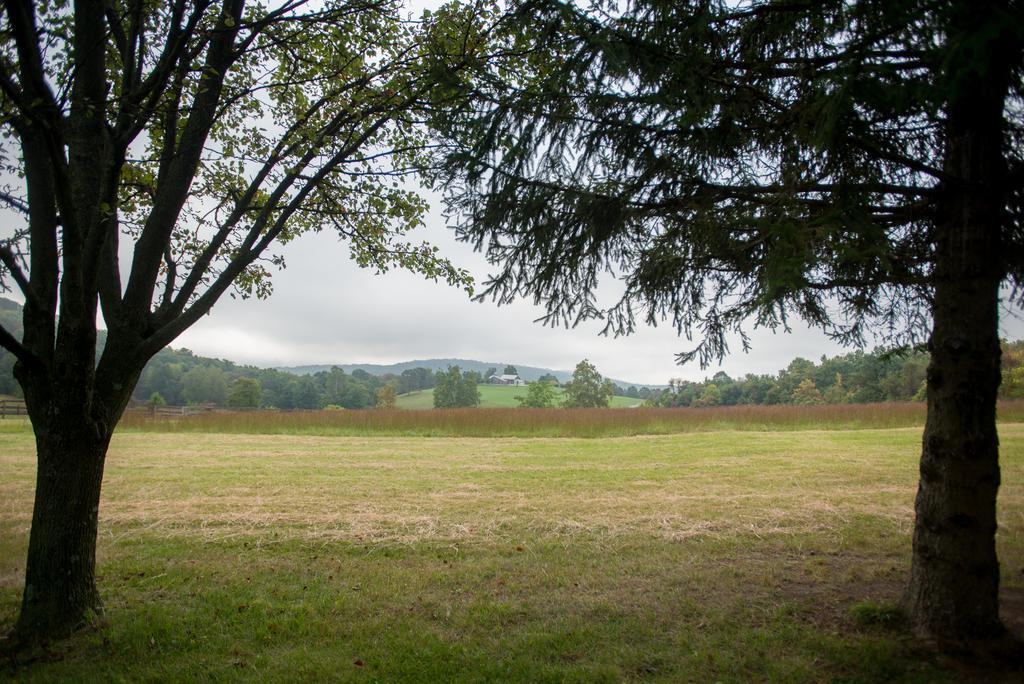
left=488, top=373, right=524, bottom=386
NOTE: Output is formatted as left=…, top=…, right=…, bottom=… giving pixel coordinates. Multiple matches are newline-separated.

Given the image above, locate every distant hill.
left=279, top=358, right=659, bottom=390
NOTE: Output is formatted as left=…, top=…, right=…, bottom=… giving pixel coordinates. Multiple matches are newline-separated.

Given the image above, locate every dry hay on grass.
left=68, top=430, right=934, bottom=548
left=1, top=424, right=1022, bottom=683
left=5, top=427, right=1017, bottom=552
left=1, top=426, right=1019, bottom=553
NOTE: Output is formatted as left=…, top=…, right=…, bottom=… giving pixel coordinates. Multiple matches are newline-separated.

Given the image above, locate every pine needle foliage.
left=430, top=0, right=1023, bottom=365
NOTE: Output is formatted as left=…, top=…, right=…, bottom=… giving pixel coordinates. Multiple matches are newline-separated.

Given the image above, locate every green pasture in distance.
left=396, top=384, right=643, bottom=409
left=1, top=425, right=1021, bottom=682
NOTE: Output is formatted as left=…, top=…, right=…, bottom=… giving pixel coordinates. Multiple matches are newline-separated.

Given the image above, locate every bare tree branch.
left=0, top=320, right=37, bottom=369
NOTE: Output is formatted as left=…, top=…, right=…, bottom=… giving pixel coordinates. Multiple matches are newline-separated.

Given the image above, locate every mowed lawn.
left=396, top=384, right=643, bottom=409
left=1, top=424, right=1022, bottom=682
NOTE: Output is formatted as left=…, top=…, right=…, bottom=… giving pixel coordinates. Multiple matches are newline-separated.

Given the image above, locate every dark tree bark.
left=904, top=6, right=1013, bottom=639
left=15, top=423, right=111, bottom=638
left=11, top=334, right=137, bottom=640
left=906, top=190, right=1005, bottom=640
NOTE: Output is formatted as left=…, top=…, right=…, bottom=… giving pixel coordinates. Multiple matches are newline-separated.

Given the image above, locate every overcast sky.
left=170, top=0, right=1024, bottom=386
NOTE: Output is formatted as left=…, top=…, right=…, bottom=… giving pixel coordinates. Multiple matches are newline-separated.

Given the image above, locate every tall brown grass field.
left=114, top=400, right=1024, bottom=437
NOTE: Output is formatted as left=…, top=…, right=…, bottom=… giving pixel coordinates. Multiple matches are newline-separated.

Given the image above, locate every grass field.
left=1, top=414, right=1022, bottom=681
left=396, top=384, right=643, bottom=409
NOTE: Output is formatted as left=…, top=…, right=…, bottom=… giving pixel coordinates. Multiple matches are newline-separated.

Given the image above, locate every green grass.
left=396, top=384, right=643, bottom=409
left=1, top=422, right=1022, bottom=681
left=0, top=417, right=29, bottom=433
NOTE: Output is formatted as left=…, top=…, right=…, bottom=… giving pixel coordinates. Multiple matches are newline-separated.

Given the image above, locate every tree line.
left=4, top=311, right=1021, bottom=411
left=651, top=342, right=1024, bottom=408
left=651, top=348, right=928, bottom=407
left=133, top=347, right=441, bottom=410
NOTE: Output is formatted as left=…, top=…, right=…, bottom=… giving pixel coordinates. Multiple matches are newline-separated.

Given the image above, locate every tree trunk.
left=13, top=416, right=112, bottom=641
left=905, top=238, right=1004, bottom=640
left=903, top=4, right=1012, bottom=641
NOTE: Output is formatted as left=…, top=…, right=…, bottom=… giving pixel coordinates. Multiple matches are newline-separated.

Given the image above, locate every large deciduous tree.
left=515, top=378, right=556, bottom=407
left=0, top=0, right=478, bottom=641
left=429, top=0, right=1024, bottom=644
left=227, top=375, right=261, bottom=408
left=433, top=364, right=481, bottom=407
left=561, top=359, right=612, bottom=408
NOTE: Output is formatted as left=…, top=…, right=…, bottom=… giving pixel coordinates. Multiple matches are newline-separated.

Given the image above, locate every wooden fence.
left=0, top=398, right=27, bottom=418
left=126, top=403, right=263, bottom=419
left=0, top=400, right=259, bottom=420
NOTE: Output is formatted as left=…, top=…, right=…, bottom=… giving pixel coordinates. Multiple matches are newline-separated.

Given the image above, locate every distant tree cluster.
left=394, top=367, right=438, bottom=395
left=516, top=360, right=642, bottom=408
left=648, top=347, right=957, bottom=408
left=133, top=347, right=406, bottom=410
left=516, top=380, right=558, bottom=408
left=376, top=385, right=398, bottom=410
left=132, top=351, right=530, bottom=410
left=227, top=377, right=262, bottom=409
left=433, top=366, right=481, bottom=408
left=562, top=359, right=614, bottom=408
